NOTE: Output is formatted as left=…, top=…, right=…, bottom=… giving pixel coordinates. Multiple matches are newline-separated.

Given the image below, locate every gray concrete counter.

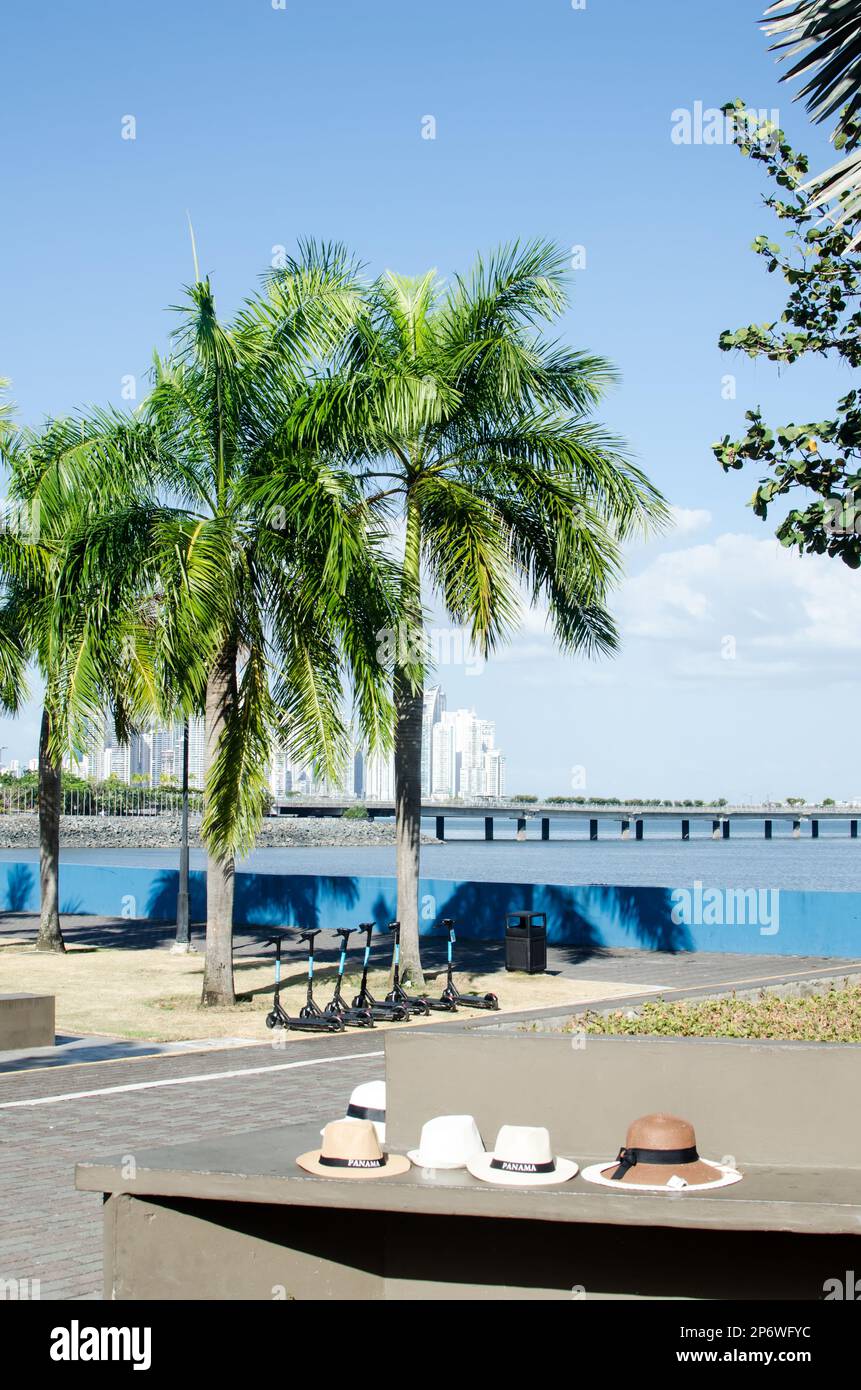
left=76, top=1030, right=861, bottom=1300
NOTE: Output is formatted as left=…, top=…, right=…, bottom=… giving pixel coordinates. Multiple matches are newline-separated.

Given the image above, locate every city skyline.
left=20, top=686, right=506, bottom=801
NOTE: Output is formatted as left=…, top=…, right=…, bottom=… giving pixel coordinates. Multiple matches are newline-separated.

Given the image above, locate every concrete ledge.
left=0, top=993, right=54, bottom=1050
left=76, top=1121, right=861, bottom=1300
left=74, top=1123, right=861, bottom=1237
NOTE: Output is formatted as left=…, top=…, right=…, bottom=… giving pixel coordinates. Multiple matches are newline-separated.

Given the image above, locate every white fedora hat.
left=322, top=1080, right=386, bottom=1142
left=298, top=1119, right=410, bottom=1180
left=467, top=1125, right=578, bottom=1186
left=408, top=1115, right=485, bottom=1170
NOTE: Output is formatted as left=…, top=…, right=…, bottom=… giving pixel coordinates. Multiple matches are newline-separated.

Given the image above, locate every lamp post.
left=172, top=720, right=192, bottom=953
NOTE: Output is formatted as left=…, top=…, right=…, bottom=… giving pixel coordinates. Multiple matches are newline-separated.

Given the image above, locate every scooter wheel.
left=298, top=1006, right=312, bottom=1020
left=265, top=1012, right=279, bottom=1029
left=330, top=1016, right=346, bottom=1032
left=485, top=994, right=499, bottom=1009
left=384, top=990, right=397, bottom=1004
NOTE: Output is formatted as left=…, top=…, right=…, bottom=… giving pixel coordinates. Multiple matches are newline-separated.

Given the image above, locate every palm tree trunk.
left=201, top=638, right=237, bottom=1006
left=394, top=495, right=425, bottom=985
left=36, top=705, right=65, bottom=953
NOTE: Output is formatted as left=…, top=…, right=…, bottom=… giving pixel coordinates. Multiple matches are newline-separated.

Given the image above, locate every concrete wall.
left=1, top=859, right=860, bottom=956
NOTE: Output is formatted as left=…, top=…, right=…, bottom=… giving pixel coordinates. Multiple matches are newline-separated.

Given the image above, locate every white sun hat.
left=467, top=1125, right=578, bottom=1186
left=408, top=1115, right=485, bottom=1170
left=322, top=1080, right=386, bottom=1142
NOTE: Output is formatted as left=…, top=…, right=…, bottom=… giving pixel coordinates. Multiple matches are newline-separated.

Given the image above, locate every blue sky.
left=1, top=0, right=858, bottom=799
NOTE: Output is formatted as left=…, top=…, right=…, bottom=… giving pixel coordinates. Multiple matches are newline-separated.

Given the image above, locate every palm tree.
left=275, top=242, right=669, bottom=983
left=0, top=414, right=156, bottom=951
left=134, top=249, right=396, bottom=1006
left=764, top=0, right=861, bottom=239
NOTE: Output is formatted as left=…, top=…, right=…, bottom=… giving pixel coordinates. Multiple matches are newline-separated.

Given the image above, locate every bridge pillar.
left=589, top=818, right=598, bottom=841
left=541, top=817, right=550, bottom=841
left=681, top=819, right=690, bottom=841
left=722, top=820, right=730, bottom=840
left=484, top=817, right=494, bottom=841
left=620, top=818, right=630, bottom=839
left=764, top=819, right=772, bottom=840
left=793, top=819, right=801, bottom=838
left=852, top=820, right=858, bottom=840
left=712, top=820, right=721, bottom=840
left=635, top=819, right=644, bottom=841
left=516, top=817, right=527, bottom=841
left=811, top=819, right=819, bottom=839
left=435, top=815, right=445, bottom=841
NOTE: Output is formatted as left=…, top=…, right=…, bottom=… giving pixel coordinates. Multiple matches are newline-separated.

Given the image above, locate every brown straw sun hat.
left=296, top=1119, right=411, bottom=1180
left=583, top=1113, right=741, bottom=1190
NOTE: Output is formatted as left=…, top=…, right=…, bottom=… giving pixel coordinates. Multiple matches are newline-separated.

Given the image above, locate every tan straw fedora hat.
left=581, top=1113, right=742, bottom=1191
left=297, top=1119, right=410, bottom=1180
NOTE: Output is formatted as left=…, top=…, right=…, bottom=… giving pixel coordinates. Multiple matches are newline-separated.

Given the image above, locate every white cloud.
left=668, top=505, right=712, bottom=537
left=618, top=532, right=861, bottom=682
left=484, top=531, right=861, bottom=689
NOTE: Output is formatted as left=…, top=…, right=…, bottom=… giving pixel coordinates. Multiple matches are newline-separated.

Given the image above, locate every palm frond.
left=764, top=1, right=861, bottom=239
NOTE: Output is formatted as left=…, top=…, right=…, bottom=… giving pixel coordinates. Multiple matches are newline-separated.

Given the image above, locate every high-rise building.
left=482, top=746, right=506, bottom=798
left=421, top=686, right=445, bottom=796
left=151, top=718, right=206, bottom=788
left=421, top=695, right=504, bottom=799
left=364, top=747, right=395, bottom=801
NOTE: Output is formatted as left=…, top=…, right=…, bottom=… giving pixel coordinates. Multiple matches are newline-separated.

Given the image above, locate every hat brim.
left=321, top=1118, right=386, bottom=1142
left=580, top=1160, right=742, bottom=1192
left=296, top=1148, right=410, bottom=1179
left=466, top=1153, right=578, bottom=1186
left=407, top=1150, right=479, bottom=1170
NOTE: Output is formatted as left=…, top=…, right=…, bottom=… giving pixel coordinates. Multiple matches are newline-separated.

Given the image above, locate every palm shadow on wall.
left=146, top=869, right=361, bottom=943
left=430, top=880, right=691, bottom=958
left=3, top=863, right=35, bottom=913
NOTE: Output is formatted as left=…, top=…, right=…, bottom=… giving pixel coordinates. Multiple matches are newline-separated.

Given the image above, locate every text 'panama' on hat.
left=467, top=1125, right=578, bottom=1186
left=298, top=1119, right=410, bottom=1180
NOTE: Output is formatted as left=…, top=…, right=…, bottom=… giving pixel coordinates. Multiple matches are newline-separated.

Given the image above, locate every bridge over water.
left=273, top=800, right=861, bottom=841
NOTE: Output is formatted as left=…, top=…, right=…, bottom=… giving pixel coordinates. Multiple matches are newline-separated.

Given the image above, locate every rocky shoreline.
left=0, top=813, right=441, bottom=851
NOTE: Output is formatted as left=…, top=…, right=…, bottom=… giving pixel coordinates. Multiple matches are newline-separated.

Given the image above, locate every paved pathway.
left=0, top=1034, right=383, bottom=1300
left=2, top=912, right=860, bottom=1300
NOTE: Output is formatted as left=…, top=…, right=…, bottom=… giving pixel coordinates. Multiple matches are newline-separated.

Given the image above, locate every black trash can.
left=504, top=911, right=547, bottom=974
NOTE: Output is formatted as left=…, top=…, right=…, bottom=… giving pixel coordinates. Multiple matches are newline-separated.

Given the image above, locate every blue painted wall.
left=1, top=859, right=860, bottom=957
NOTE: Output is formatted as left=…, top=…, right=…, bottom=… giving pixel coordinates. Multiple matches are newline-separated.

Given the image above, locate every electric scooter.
left=384, top=921, right=431, bottom=1016
left=265, top=930, right=345, bottom=1033
left=439, top=919, right=499, bottom=1010
left=325, top=929, right=375, bottom=1027
left=350, top=923, right=410, bottom=1022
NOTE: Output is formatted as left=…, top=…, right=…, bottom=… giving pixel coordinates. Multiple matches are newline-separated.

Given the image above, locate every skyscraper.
left=421, top=686, right=445, bottom=796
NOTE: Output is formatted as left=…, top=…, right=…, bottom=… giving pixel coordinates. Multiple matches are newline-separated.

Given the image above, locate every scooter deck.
left=444, top=993, right=499, bottom=1011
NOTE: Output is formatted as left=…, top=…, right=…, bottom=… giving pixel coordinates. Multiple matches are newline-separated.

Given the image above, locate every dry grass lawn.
left=0, top=943, right=654, bottom=1043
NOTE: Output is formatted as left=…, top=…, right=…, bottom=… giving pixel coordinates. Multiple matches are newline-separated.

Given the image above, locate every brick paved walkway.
left=0, top=1035, right=383, bottom=1300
